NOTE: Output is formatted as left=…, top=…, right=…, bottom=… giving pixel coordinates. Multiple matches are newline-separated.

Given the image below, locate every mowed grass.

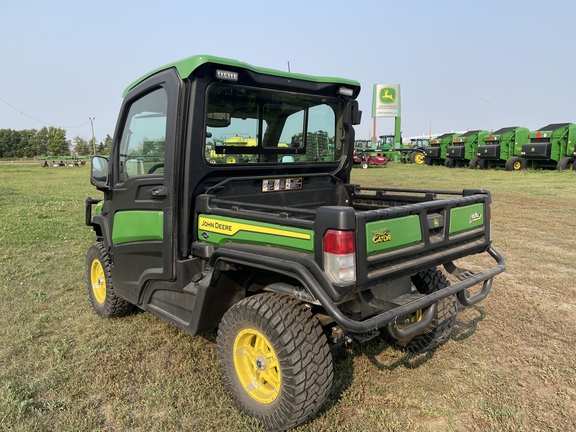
left=0, top=161, right=575, bottom=431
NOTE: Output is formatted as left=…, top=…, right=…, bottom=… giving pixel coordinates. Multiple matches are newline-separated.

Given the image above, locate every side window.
left=117, top=88, right=167, bottom=183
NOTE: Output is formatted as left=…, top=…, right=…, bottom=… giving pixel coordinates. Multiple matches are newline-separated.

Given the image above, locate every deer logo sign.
left=379, top=87, right=396, bottom=104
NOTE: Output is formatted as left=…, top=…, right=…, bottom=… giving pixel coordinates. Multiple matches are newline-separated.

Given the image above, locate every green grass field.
left=1, top=162, right=575, bottom=431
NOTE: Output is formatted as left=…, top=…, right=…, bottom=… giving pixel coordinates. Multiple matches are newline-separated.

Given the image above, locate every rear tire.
left=86, top=242, right=136, bottom=318
left=392, top=268, right=457, bottom=353
left=217, top=292, right=333, bottom=431
left=413, top=152, right=425, bottom=164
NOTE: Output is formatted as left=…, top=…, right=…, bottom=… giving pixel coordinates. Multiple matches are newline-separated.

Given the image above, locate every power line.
left=0, top=96, right=90, bottom=129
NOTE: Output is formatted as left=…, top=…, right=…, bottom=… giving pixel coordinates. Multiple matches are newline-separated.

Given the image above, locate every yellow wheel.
left=397, top=309, right=423, bottom=329
left=90, top=258, right=106, bottom=305
left=86, top=242, right=135, bottom=318
left=217, top=292, right=332, bottom=430
left=387, top=268, right=457, bottom=353
left=225, top=155, right=237, bottom=164
left=413, top=152, right=425, bottom=164
left=233, top=328, right=281, bottom=404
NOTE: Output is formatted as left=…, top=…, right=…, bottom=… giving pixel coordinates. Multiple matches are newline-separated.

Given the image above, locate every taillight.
left=323, top=229, right=356, bottom=284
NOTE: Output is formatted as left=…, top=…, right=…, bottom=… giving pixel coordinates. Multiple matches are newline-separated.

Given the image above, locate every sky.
left=1, top=0, right=575, bottom=144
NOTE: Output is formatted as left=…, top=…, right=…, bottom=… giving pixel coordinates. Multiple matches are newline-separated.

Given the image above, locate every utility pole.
left=89, top=117, right=96, bottom=155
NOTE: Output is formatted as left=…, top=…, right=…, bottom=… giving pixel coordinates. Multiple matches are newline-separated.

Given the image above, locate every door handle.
left=148, top=186, right=168, bottom=198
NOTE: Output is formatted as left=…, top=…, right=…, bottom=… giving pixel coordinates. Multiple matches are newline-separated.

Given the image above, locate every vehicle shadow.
left=451, top=304, right=486, bottom=342
left=322, top=304, right=486, bottom=417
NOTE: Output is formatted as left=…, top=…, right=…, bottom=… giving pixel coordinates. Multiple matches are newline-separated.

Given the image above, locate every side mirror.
left=91, top=156, right=109, bottom=189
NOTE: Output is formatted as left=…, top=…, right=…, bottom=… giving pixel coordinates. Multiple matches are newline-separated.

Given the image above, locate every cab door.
left=106, top=70, right=180, bottom=304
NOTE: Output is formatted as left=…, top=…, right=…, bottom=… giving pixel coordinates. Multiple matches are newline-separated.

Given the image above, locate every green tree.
left=0, top=129, right=19, bottom=158
left=20, top=129, right=38, bottom=158
left=94, top=134, right=112, bottom=155
left=73, top=136, right=91, bottom=155
left=37, top=126, right=69, bottom=156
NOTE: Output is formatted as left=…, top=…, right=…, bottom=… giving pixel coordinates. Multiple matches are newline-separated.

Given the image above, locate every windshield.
left=204, top=83, right=342, bottom=165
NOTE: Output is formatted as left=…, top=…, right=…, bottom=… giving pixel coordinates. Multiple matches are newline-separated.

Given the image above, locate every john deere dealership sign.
left=372, top=84, right=401, bottom=117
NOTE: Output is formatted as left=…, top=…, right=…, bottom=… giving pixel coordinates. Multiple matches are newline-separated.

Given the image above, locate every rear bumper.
left=209, top=243, right=506, bottom=334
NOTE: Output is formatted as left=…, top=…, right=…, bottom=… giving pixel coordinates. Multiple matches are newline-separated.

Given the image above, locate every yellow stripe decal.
left=198, top=216, right=311, bottom=240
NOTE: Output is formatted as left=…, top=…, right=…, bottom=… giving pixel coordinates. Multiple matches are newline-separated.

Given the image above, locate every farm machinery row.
left=422, top=122, right=576, bottom=170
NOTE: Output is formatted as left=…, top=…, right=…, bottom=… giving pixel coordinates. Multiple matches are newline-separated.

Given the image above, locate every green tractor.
left=407, top=137, right=429, bottom=164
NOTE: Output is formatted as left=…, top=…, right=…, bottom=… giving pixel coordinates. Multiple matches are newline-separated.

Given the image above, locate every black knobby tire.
left=557, top=156, right=574, bottom=171
left=444, top=158, right=455, bottom=168
left=479, top=159, right=489, bottom=170
left=86, top=242, right=136, bottom=318
left=505, top=156, right=524, bottom=171
left=469, top=156, right=480, bottom=169
left=396, top=268, right=457, bottom=353
left=217, top=292, right=333, bottom=431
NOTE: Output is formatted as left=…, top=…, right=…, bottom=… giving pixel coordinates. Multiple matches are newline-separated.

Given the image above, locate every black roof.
left=436, top=132, right=458, bottom=139
left=537, top=123, right=571, bottom=131
left=492, top=127, right=519, bottom=134
left=459, top=130, right=482, bottom=138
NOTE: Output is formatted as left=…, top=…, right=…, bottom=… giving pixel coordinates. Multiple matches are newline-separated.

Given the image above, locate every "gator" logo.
left=373, top=228, right=392, bottom=243
left=469, top=212, right=482, bottom=223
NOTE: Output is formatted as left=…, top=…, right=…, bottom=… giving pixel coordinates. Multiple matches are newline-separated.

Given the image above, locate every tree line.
left=0, top=126, right=112, bottom=158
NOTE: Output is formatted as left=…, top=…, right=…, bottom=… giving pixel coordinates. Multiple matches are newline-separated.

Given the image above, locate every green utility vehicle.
left=445, top=130, right=490, bottom=168
left=85, top=55, right=506, bottom=431
left=475, top=126, right=531, bottom=170
left=423, top=132, right=461, bottom=165
left=520, top=123, right=576, bottom=170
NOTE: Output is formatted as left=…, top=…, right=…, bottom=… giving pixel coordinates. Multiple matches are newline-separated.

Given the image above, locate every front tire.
left=86, top=242, right=136, bottom=318
left=392, top=268, right=457, bottom=353
left=217, top=293, right=333, bottom=431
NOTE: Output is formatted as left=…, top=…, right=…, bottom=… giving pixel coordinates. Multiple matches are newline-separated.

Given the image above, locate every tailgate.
left=348, top=186, right=491, bottom=285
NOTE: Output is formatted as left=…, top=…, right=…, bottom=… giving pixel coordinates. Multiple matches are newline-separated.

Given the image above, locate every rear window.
left=204, top=83, right=342, bottom=165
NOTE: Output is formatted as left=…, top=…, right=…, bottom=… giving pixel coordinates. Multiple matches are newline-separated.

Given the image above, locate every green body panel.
left=123, top=54, right=361, bottom=98
left=365, top=215, right=422, bottom=255
left=112, top=211, right=164, bottom=245
left=449, top=130, right=490, bottom=161
left=426, top=133, right=461, bottom=161
left=478, top=127, right=531, bottom=161
left=449, top=204, right=484, bottom=235
left=197, top=214, right=314, bottom=253
left=522, top=123, right=576, bottom=163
